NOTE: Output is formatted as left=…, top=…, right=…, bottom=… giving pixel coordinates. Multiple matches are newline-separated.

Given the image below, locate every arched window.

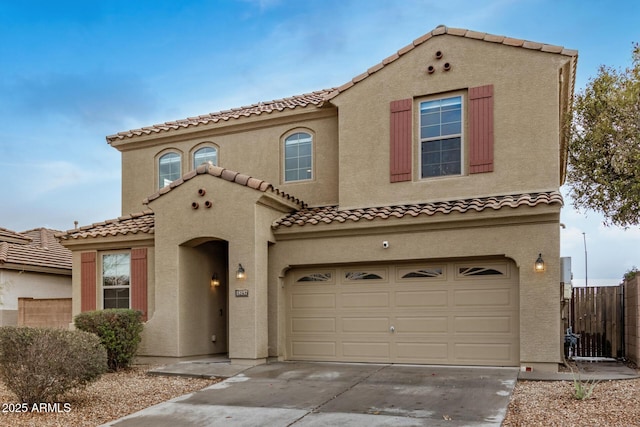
left=193, top=146, right=218, bottom=168
left=284, top=132, right=312, bottom=182
left=158, top=152, right=181, bottom=188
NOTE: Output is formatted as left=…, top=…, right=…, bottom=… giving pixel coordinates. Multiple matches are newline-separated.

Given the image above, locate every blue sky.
left=0, top=0, right=638, bottom=284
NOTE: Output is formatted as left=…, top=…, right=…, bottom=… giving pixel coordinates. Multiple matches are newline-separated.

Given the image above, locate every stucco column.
left=228, top=240, right=269, bottom=365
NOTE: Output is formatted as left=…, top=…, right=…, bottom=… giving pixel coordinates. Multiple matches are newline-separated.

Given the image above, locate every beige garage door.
left=286, top=259, right=519, bottom=366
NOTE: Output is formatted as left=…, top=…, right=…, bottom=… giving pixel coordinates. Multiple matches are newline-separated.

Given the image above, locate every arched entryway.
left=178, top=238, right=228, bottom=356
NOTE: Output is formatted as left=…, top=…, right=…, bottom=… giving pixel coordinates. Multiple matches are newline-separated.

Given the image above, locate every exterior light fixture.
left=236, top=264, right=246, bottom=280
left=534, top=253, right=545, bottom=272
left=210, top=273, right=220, bottom=287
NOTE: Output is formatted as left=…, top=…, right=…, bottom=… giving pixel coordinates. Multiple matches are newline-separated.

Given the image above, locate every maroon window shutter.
left=469, top=85, right=494, bottom=174
left=390, top=99, right=413, bottom=182
left=81, top=252, right=97, bottom=312
left=130, top=248, right=148, bottom=321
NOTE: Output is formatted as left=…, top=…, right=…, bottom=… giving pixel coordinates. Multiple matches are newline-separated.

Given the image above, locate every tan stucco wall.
left=144, top=174, right=295, bottom=359
left=118, top=111, right=338, bottom=214
left=331, top=34, right=571, bottom=208
left=270, top=206, right=562, bottom=367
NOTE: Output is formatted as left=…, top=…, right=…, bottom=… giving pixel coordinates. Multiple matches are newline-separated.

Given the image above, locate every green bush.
left=0, top=327, right=107, bottom=404
left=74, top=309, right=144, bottom=371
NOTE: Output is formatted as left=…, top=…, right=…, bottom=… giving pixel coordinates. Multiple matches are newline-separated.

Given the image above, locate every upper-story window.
left=193, top=146, right=218, bottom=168
left=158, top=152, right=181, bottom=188
left=284, top=132, right=313, bottom=182
left=420, top=96, right=463, bottom=178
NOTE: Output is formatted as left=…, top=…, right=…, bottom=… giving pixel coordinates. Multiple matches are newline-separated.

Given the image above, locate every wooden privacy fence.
left=571, top=286, right=624, bottom=358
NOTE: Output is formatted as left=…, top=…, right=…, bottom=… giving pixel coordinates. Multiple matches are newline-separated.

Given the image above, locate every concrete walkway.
left=104, top=361, right=520, bottom=426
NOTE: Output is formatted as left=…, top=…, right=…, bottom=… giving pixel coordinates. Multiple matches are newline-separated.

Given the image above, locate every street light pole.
left=582, top=232, right=588, bottom=287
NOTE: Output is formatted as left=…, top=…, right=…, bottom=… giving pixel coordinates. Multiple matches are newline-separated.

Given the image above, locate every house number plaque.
left=235, top=289, right=249, bottom=297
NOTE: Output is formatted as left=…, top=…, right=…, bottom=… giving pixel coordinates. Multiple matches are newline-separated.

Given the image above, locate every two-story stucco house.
left=59, top=26, right=577, bottom=372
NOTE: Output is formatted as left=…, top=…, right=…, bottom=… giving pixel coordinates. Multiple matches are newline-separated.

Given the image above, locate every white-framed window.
left=102, top=252, right=130, bottom=309
left=420, top=96, right=463, bottom=178
left=158, top=152, right=181, bottom=188
left=193, top=146, right=218, bottom=168
left=284, top=132, right=313, bottom=182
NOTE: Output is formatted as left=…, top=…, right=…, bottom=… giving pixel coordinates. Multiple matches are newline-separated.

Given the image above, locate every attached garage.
left=286, top=258, right=519, bottom=366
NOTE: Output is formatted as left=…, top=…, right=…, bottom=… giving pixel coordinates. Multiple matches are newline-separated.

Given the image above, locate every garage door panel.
left=395, top=291, right=448, bottom=307
left=395, top=316, right=449, bottom=333
left=396, top=342, right=449, bottom=361
left=454, top=289, right=513, bottom=307
left=341, top=292, right=389, bottom=308
left=454, top=343, right=515, bottom=363
left=292, top=317, right=336, bottom=333
left=291, top=293, right=335, bottom=309
left=292, top=341, right=337, bottom=358
left=343, top=341, right=390, bottom=358
left=342, top=317, right=389, bottom=333
left=454, top=315, right=515, bottom=333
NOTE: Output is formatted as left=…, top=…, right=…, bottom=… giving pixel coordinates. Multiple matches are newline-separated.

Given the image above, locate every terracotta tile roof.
left=274, top=191, right=563, bottom=228
left=0, top=228, right=71, bottom=271
left=143, top=163, right=306, bottom=207
left=57, top=211, right=155, bottom=241
left=325, top=25, right=577, bottom=100
left=0, top=227, right=32, bottom=244
left=106, top=26, right=576, bottom=144
left=106, top=89, right=335, bottom=143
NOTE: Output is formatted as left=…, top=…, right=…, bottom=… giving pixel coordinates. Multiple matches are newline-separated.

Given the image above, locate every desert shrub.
left=0, top=326, right=107, bottom=404
left=74, top=309, right=144, bottom=371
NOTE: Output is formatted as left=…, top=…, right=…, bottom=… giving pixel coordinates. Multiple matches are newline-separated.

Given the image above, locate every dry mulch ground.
left=0, top=365, right=219, bottom=427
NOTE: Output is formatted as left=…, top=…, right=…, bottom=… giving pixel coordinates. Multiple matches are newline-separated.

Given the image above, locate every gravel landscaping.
left=503, top=377, right=640, bottom=426
left=1, top=363, right=639, bottom=426
left=0, top=365, right=219, bottom=427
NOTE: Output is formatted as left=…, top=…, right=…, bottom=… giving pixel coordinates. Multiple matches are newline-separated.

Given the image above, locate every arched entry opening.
left=178, top=238, right=228, bottom=356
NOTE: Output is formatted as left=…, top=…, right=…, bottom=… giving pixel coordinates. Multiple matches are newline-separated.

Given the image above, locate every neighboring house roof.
left=142, top=163, right=306, bottom=208
left=57, top=211, right=155, bottom=241
left=0, top=227, right=71, bottom=272
left=106, top=89, right=334, bottom=143
left=274, top=191, right=563, bottom=228
left=0, top=227, right=32, bottom=244
left=105, top=25, right=577, bottom=144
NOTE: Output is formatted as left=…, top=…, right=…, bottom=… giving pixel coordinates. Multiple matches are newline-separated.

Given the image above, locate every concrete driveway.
left=105, top=362, right=518, bottom=427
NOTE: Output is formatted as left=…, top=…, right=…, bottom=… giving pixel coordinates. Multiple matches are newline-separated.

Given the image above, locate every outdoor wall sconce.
left=534, top=253, right=545, bottom=272
left=210, top=273, right=220, bottom=287
left=236, top=264, right=246, bottom=280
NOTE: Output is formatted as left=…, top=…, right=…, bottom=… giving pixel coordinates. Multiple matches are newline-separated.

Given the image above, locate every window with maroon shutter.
left=468, top=85, right=494, bottom=174
left=81, top=252, right=97, bottom=312
left=390, top=99, right=413, bottom=182
left=130, top=248, right=148, bottom=321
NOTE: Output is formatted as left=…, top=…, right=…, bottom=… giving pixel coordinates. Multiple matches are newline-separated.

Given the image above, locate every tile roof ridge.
left=107, top=88, right=336, bottom=143
left=56, top=210, right=155, bottom=240
left=143, top=162, right=306, bottom=208
left=274, top=191, right=562, bottom=228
